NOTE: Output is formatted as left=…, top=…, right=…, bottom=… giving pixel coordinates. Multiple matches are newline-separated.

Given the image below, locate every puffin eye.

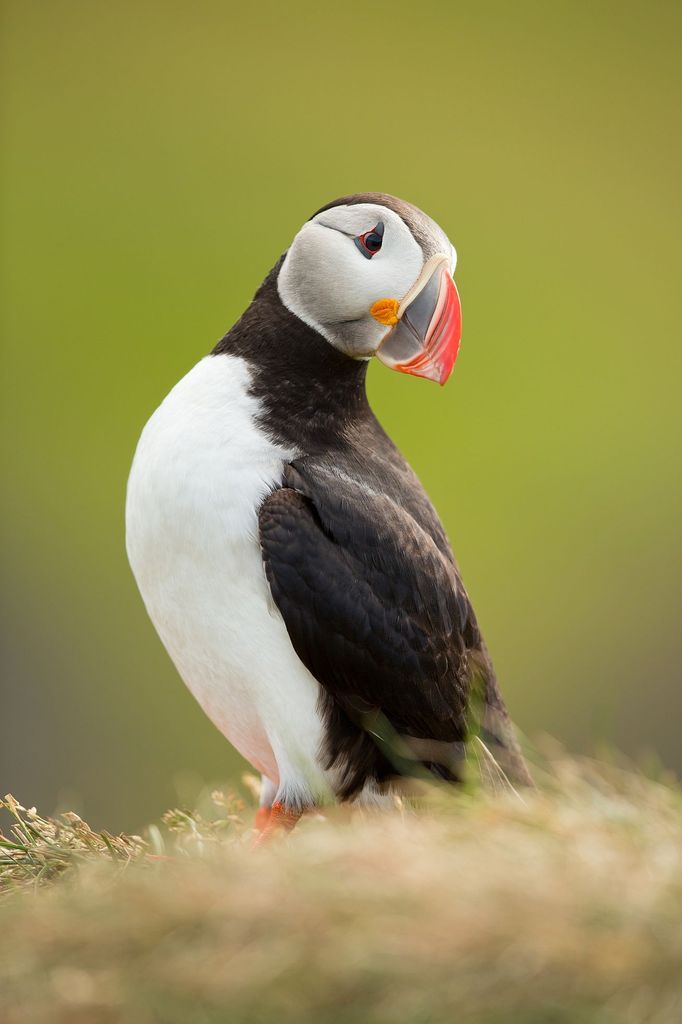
left=354, top=221, right=384, bottom=259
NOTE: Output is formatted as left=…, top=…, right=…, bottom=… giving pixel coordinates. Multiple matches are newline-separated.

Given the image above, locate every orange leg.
left=252, top=801, right=302, bottom=848
left=253, top=805, right=272, bottom=834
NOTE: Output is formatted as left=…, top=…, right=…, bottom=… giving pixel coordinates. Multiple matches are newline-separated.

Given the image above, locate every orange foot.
left=251, top=801, right=302, bottom=849
left=253, top=805, right=272, bottom=834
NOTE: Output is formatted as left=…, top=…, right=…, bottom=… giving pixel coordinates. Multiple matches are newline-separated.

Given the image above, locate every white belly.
left=125, top=354, right=330, bottom=806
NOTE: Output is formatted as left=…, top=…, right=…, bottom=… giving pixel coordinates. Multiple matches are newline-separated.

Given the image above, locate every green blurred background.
left=1, top=1, right=680, bottom=831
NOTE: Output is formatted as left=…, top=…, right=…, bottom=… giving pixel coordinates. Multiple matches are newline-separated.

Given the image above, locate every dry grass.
left=1, top=750, right=681, bottom=1024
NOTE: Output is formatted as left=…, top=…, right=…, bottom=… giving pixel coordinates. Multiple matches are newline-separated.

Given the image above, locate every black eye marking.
left=354, top=221, right=384, bottom=259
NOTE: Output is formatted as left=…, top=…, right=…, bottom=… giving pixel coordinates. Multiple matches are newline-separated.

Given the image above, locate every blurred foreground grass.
left=1, top=752, right=681, bottom=1024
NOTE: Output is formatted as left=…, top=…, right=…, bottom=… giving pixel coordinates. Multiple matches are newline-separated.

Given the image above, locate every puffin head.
left=277, top=193, right=462, bottom=386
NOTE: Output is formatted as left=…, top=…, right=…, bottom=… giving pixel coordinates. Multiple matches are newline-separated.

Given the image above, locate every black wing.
left=258, top=460, right=482, bottom=798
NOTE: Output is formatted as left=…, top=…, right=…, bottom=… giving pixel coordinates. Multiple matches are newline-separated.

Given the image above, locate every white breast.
left=125, top=354, right=330, bottom=806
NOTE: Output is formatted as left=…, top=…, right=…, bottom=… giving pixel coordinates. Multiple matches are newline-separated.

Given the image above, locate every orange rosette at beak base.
left=372, top=257, right=462, bottom=386
left=369, top=298, right=400, bottom=326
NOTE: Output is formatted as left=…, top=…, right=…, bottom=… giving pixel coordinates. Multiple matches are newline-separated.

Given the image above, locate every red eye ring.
left=354, top=221, right=384, bottom=259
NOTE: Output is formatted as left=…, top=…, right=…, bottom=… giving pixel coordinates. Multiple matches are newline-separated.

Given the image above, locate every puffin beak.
left=371, top=255, right=462, bottom=386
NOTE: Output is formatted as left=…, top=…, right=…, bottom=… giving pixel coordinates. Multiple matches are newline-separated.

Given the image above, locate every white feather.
left=125, top=354, right=332, bottom=807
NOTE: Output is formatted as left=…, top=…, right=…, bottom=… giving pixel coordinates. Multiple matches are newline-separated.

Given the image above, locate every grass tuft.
left=1, top=751, right=681, bottom=1023
left=0, top=794, right=148, bottom=895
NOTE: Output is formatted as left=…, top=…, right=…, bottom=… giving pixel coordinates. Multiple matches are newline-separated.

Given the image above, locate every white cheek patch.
left=316, top=223, right=423, bottom=322
left=278, top=206, right=424, bottom=348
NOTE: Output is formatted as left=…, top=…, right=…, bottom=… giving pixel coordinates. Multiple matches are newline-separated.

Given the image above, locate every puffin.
left=126, top=192, right=529, bottom=839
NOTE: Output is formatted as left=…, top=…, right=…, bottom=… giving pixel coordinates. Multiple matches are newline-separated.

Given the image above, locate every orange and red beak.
left=371, top=256, right=462, bottom=386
